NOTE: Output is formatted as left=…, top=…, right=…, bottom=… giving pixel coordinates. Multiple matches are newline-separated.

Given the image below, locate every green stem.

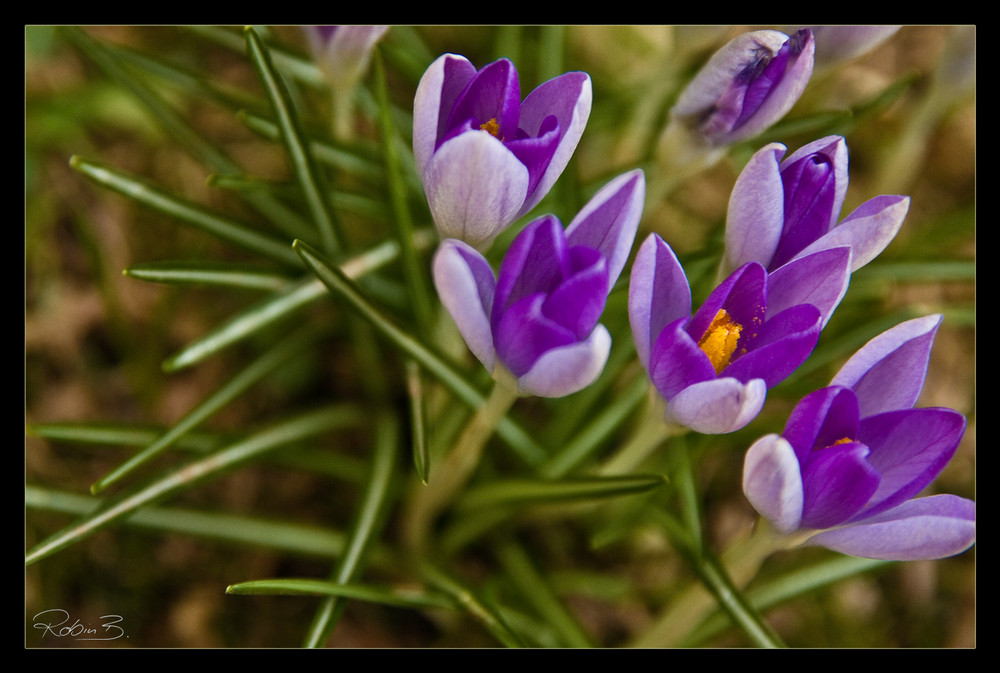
left=630, top=517, right=797, bottom=648
left=402, top=369, right=520, bottom=555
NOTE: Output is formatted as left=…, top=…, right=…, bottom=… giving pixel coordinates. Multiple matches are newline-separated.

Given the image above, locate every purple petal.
left=516, top=324, right=612, bottom=398
left=722, top=303, right=821, bottom=387
left=422, top=130, right=529, bottom=249
left=831, top=314, right=942, bottom=416
left=743, top=433, right=804, bottom=533
left=666, top=376, right=767, bottom=434
left=541, top=246, right=608, bottom=340
left=781, top=386, right=861, bottom=464
left=493, top=293, right=575, bottom=377
left=766, top=246, right=851, bottom=326
left=688, top=262, right=766, bottom=345
left=446, top=58, right=521, bottom=145
left=516, top=71, right=592, bottom=216
left=723, top=142, right=787, bottom=272
left=806, top=494, right=975, bottom=560
left=493, top=215, right=568, bottom=318
left=413, top=54, right=478, bottom=176
left=566, top=169, right=645, bottom=285
left=504, top=116, right=561, bottom=200
left=432, top=239, right=497, bottom=372
left=852, top=407, right=967, bottom=520
left=780, top=135, right=849, bottom=233
left=628, top=234, right=691, bottom=368
left=769, top=149, right=839, bottom=268
left=799, top=440, right=880, bottom=529
left=791, top=194, right=910, bottom=272
left=648, top=317, right=716, bottom=400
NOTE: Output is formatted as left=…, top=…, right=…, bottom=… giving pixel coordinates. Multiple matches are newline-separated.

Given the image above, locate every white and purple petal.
left=432, top=239, right=497, bottom=372
left=743, top=433, right=805, bottom=533
left=666, top=376, right=767, bottom=434
left=566, top=169, right=645, bottom=285
left=516, top=324, right=612, bottom=398
left=805, top=494, right=975, bottom=561
left=628, top=234, right=692, bottom=369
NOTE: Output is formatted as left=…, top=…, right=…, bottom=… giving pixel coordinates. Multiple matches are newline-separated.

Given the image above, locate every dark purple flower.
left=628, top=233, right=849, bottom=433
left=414, top=53, right=592, bottom=249
left=671, top=29, right=815, bottom=146
left=724, top=135, right=910, bottom=281
left=433, top=170, right=643, bottom=397
left=743, top=315, right=975, bottom=560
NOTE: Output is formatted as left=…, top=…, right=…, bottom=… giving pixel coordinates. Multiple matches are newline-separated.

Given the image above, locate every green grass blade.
left=292, top=238, right=549, bottom=466
left=60, top=26, right=314, bottom=241
left=406, top=359, right=430, bottom=484
left=457, top=474, right=666, bottom=511
left=69, top=155, right=301, bottom=268
left=302, top=411, right=400, bottom=647
left=496, top=538, right=595, bottom=648
left=91, top=326, right=325, bottom=494
left=244, top=26, right=342, bottom=254
left=372, top=49, right=434, bottom=336
left=162, top=233, right=424, bottom=372
left=420, top=562, right=525, bottom=648
left=226, top=578, right=454, bottom=611
left=26, top=485, right=352, bottom=561
left=124, top=260, right=294, bottom=291
left=25, top=404, right=364, bottom=566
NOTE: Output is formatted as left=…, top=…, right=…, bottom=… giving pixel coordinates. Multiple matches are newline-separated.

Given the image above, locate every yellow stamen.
left=480, top=117, right=501, bottom=138
left=698, top=309, right=743, bottom=374
left=827, top=437, right=855, bottom=448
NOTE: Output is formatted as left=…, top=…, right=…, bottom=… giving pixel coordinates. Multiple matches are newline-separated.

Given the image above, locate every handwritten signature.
left=32, top=609, right=126, bottom=641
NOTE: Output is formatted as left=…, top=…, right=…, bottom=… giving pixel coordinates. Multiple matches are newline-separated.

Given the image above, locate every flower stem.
left=402, top=368, right=521, bottom=555
left=630, top=517, right=795, bottom=647
left=597, top=387, right=684, bottom=475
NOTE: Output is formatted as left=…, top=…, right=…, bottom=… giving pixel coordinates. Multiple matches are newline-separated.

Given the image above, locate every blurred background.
left=26, top=25, right=974, bottom=647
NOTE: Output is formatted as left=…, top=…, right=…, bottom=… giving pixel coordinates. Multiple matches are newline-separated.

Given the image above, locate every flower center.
left=698, top=309, right=743, bottom=374
left=822, top=437, right=855, bottom=449
left=480, top=117, right=502, bottom=139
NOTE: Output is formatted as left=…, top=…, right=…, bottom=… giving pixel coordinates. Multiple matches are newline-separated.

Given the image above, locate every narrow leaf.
left=457, top=474, right=666, bottom=511
left=226, top=578, right=454, bottom=611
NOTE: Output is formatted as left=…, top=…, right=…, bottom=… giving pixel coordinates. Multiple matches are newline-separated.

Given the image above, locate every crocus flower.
left=743, top=314, right=975, bottom=560
left=304, top=26, right=388, bottom=92
left=629, top=233, right=850, bottom=434
left=414, top=53, right=592, bottom=250
left=669, top=29, right=815, bottom=147
left=303, top=26, right=389, bottom=139
left=433, top=170, right=643, bottom=397
left=723, top=135, right=910, bottom=278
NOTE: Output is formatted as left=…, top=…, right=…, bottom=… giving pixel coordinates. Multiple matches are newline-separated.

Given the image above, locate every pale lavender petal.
left=566, top=169, right=645, bottom=285
left=853, top=407, right=967, bottom=520
left=806, top=494, right=975, bottom=561
left=766, top=246, right=851, bottom=326
left=628, top=234, right=691, bottom=368
left=422, top=130, right=529, bottom=249
left=831, top=314, right=942, bottom=416
left=432, top=240, right=497, bottom=372
left=723, top=142, right=787, bottom=272
left=516, top=71, right=592, bottom=217
left=809, top=26, right=901, bottom=66
left=791, top=195, right=910, bottom=272
left=413, top=54, right=477, bottom=177
left=517, top=324, right=612, bottom=398
left=666, top=376, right=767, bottom=434
left=743, top=433, right=804, bottom=533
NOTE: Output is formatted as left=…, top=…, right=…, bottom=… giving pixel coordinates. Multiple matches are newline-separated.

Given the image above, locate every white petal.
left=743, top=434, right=804, bottom=534
left=516, top=325, right=612, bottom=398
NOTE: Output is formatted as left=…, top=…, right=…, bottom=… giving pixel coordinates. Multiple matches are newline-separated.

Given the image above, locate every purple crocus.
left=433, top=170, right=643, bottom=397
left=414, top=53, right=592, bottom=250
left=628, top=233, right=850, bottom=434
left=670, top=29, right=815, bottom=147
left=743, top=315, right=975, bottom=560
left=723, top=135, right=910, bottom=277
